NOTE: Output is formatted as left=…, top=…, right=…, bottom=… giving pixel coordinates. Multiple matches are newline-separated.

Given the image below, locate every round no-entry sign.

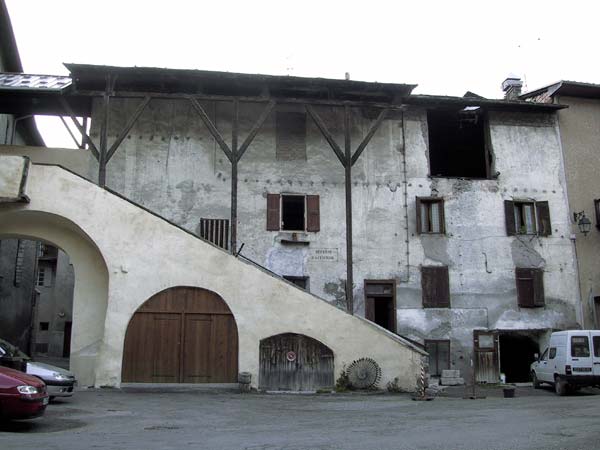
left=286, top=351, right=296, bottom=362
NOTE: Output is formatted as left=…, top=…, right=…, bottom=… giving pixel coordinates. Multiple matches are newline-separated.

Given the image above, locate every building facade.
left=522, top=81, right=600, bottom=330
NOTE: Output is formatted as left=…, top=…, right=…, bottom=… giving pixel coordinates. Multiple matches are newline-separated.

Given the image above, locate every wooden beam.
left=106, top=96, right=152, bottom=162
left=59, top=116, right=84, bottom=149
left=344, top=105, right=354, bottom=314
left=230, top=99, right=239, bottom=254
left=237, top=100, right=275, bottom=161
left=98, top=74, right=111, bottom=187
left=59, top=97, right=99, bottom=160
left=350, top=108, right=388, bottom=166
left=188, top=97, right=233, bottom=162
left=76, top=89, right=406, bottom=110
left=305, top=105, right=346, bottom=166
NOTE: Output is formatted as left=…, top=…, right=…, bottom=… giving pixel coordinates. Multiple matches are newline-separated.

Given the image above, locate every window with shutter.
left=267, top=194, right=320, bottom=232
left=416, top=197, right=445, bottom=234
left=505, top=200, right=552, bottom=237
left=266, top=194, right=281, bottom=231
left=421, top=266, right=450, bottom=308
left=515, top=267, right=545, bottom=307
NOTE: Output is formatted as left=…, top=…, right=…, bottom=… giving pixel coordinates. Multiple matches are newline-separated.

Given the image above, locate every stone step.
left=441, top=369, right=460, bottom=378
left=440, top=377, right=465, bottom=386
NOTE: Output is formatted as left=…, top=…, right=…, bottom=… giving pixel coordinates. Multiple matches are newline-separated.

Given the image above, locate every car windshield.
left=0, top=339, right=30, bottom=360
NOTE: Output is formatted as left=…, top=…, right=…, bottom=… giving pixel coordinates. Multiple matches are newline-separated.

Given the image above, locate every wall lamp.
left=573, top=211, right=592, bottom=236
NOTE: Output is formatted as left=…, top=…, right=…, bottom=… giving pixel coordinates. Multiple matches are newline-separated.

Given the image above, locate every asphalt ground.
left=1, top=385, right=599, bottom=450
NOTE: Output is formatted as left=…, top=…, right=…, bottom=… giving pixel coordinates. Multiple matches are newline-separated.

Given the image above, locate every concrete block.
left=441, top=369, right=460, bottom=378
left=440, top=377, right=464, bottom=386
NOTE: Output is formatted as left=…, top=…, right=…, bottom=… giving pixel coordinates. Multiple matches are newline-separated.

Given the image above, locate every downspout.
left=400, top=110, right=410, bottom=282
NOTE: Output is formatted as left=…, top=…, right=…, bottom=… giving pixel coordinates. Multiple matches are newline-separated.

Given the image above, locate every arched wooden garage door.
left=122, top=287, right=238, bottom=383
left=259, top=333, right=334, bottom=391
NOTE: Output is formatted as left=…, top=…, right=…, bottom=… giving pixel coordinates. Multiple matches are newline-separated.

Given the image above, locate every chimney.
left=502, top=74, right=523, bottom=100
left=345, top=72, right=350, bottom=81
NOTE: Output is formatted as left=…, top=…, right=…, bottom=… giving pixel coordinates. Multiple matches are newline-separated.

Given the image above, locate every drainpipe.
left=400, top=110, right=410, bottom=282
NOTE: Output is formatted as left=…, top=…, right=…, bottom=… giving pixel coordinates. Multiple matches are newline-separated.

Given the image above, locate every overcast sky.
left=6, top=0, right=600, bottom=147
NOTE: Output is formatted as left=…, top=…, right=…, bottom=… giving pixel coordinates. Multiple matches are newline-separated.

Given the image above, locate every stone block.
left=440, top=377, right=464, bottom=386
left=441, top=369, right=460, bottom=378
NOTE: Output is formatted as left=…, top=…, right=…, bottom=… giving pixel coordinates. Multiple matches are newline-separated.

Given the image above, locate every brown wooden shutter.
left=421, top=266, right=450, bottom=308
left=365, top=297, right=375, bottom=322
left=416, top=197, right=423, bottom=234
left=266, top=194, right=281, bottom=231
left=439, top=199, right=446, bottom=234
left=533, top=269, right=545, bottom=306
left=504, top=200, right=516, bottom=236
left=306, top=195, right=320, bottom=232
left=536, top=201, right=552, bottom=236
left=515, top=268, right=534, bottom=307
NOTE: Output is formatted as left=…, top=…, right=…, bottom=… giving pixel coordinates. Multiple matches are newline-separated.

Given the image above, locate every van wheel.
left=554, top=376, right=568, bottom=396
left=531, top=372, right=541, bottom=389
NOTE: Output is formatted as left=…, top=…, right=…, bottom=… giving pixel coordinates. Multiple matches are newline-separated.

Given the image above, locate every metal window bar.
left=199, top=218, right=230, bottom=250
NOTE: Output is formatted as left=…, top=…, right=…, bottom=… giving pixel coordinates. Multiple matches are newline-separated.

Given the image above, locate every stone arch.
left=0, top=209, right=109, bottom=387
left=121, top=286, right=239, bottom=383
left=259, top=332, right=334, bottom=391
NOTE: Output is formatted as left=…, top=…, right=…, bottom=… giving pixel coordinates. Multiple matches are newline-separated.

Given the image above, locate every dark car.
left=0, top=366, right=49, bottom=420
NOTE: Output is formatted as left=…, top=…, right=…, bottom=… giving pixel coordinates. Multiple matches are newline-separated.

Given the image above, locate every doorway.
left=121, top=286, right=238, bottom=383
left=364, top=280, right=397, bottom=333
left=499, top=331, right=540, bottom=383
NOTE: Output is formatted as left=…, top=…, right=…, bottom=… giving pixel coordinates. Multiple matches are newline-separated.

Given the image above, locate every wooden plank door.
left=259, top=333, right=334, bottom=391
left=182, top=314, right=212, bottom=383
left=151, top=314, right=181, bottom=383
left=474, top=330, right=499, bottom=383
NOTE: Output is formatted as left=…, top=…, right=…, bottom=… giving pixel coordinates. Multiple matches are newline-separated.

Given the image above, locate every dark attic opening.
left=427, top=107, right=490, bottom=178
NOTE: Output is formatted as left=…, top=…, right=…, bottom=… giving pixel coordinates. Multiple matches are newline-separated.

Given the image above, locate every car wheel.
left=554, top=376, right=568, bottom=396
left=532, top=372, right=541, bottom=389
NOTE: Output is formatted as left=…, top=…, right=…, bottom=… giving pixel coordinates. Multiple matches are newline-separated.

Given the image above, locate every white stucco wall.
left=0, top=158, right=424, bottom=390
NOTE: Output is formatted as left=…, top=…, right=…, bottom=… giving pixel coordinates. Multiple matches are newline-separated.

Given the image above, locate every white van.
left=530, top=330, right=600, bottom=395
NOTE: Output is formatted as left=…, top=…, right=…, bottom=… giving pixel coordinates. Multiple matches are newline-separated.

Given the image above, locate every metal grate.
left=199, top=218, right=229, bottom=250
left=0, top=73, right=72, bottom=91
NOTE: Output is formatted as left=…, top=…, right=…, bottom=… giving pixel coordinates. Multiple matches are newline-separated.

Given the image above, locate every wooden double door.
left=122, top=287, right=238, bottom=383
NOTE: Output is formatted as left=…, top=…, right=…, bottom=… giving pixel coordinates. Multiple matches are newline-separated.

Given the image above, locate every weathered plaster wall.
left=35, top=249, right=75, bottom=357
left=555, top=96, right=600, bottom=328
left=396, top=109, right=579, bottom=376
left=0, top=238, right=37, bottom=351
left=84, top=100, right=579, bottom=378
left=0, top=161, right=425, bottom=390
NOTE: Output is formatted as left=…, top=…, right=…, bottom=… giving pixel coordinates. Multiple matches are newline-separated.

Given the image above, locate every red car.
left=0, top=366, right=49, bottom=420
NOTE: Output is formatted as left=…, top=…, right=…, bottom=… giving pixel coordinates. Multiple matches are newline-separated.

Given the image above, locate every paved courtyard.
left=1, top=386, right=599, bottom=450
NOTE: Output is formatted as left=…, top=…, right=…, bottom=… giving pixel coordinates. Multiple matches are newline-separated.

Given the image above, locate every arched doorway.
left=259, top=333, right=334, bottom=391
left=122, top=287, right=238, bottom=383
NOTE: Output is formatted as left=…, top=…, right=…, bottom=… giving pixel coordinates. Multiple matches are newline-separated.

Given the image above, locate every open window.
left=504, top=200, right=551, bottom=236
left=416, top=197, right=445, bottom=234
left=427, top=108, right=491, bottom=178
left=266, top=194, right=320, bottom=232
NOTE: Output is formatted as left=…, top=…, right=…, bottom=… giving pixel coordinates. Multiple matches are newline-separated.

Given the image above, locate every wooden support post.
left=81, top=117, right=88, bottom=149
left=344, top=105, right=354, bottom=314
left=59, top=116, right=84, bottom=149
left=230, top=99, right=239, bottom=254
left=106, top=96, right=152, bottom=162
left=98, top=74, right=112, bottom=187
left=58, top=97, right=99, bottom=160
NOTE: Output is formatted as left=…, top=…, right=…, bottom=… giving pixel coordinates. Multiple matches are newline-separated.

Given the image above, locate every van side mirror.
left=534, top=353, right=539, bottom=360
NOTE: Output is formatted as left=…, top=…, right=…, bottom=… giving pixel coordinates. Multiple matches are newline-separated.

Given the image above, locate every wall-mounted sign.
left=309, top=248, right=338, bottom=262
left=286, top=351, right=296, bottom=362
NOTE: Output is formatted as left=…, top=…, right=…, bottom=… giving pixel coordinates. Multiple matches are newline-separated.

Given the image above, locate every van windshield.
left=571, top=336, right=590, bottom=357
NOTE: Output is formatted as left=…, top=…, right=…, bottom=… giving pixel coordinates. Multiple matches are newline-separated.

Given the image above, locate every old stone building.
left=521, top=80, right=600, bottom=331
left=0, top=61, right=582, bottom=388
